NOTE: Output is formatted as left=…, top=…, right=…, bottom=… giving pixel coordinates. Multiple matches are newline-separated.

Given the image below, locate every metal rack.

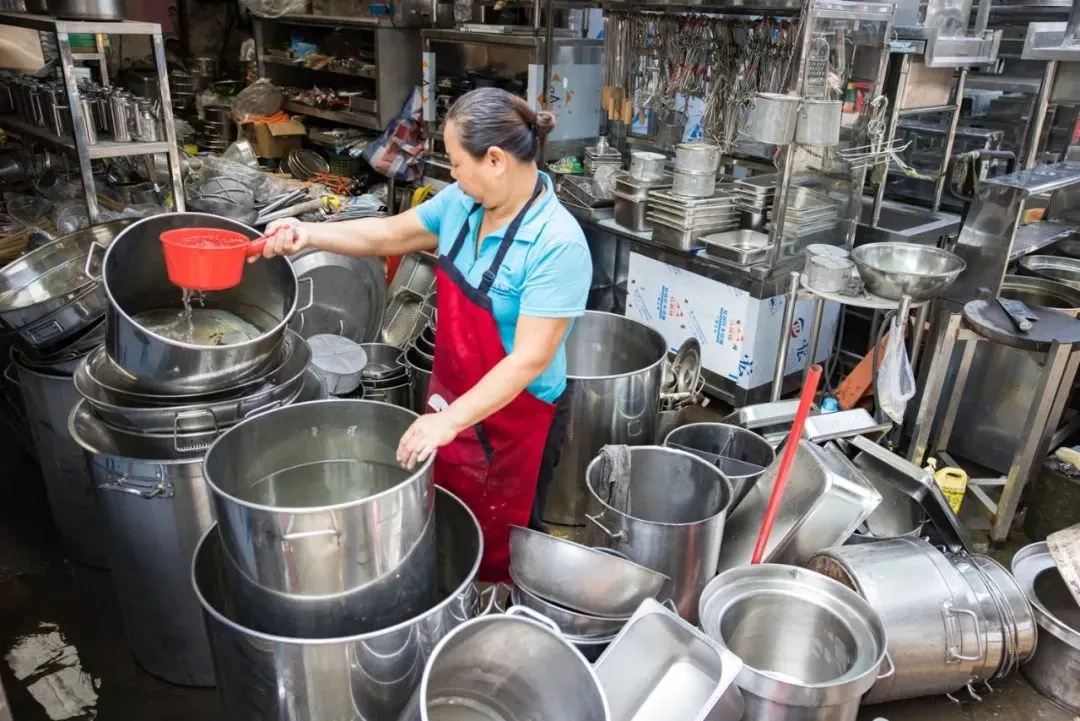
left=0, top=13, right=184, bottom=223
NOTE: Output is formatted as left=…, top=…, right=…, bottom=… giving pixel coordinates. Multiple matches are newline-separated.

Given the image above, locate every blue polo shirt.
left=415, top=172, right=591, bottom=402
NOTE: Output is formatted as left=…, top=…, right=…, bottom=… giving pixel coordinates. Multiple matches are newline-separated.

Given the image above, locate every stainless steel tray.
left=717, top=440, right=882, bottom=571
left=650, top=186, right=736, bottom=208
left=648, top=202, right=737, bottom=224
left=649, top=223, right=722, bottom=251
left=701, top=229, right=771, bottom=265
left=647, top=210, right=737, bottom=231
left=802, top=408, right=890, bottom=443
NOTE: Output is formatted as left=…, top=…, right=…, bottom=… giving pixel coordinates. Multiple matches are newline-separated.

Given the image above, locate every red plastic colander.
left=159, top=228, right=268, bottom=291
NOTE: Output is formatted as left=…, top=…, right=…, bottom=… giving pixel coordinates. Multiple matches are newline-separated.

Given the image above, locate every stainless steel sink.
left=856, top=197, right=962, bottom=246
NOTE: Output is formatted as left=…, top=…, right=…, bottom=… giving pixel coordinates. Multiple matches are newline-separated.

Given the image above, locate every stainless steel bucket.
left=585, top=446, right=732, bottom=622
left=662, top=422, right=774, bottom=506
left=742, top=92, right=799, bottom=145
left=795, top=99, right=842, bottom=146
left=193, top=487, right=485, bottom=721
left=68, top=400, right=215, bottom=687
left=9, top=356, right=107, bottom=568
left=202, top=399, right=437, bottom=637
left=545, top=311, right=667, bottom=526
left=399, top=607, right=610, bottom=721
left=947, top=275, right=1080, bottom=474
left=90, top=213, right=310, bottom=394
left=699, top=564, right=890, bottom=721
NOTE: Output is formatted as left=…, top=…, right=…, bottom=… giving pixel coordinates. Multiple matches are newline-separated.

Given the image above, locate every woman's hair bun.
left=533, top=110, right=556, bottom=139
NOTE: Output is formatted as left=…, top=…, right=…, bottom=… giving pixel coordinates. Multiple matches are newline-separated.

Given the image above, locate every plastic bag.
left=877, top=315, right=915, bottom=425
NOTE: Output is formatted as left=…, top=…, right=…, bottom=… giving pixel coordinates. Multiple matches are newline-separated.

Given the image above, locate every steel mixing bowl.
left=851, top=242, right=966, bottom=301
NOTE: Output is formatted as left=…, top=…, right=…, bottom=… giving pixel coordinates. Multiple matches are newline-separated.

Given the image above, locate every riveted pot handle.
left=173, top=408, right=218, bottom=453
left=586, top=512, right=628, bottom=542
left=283, top=513, right=340, bottom=541
left=505, top=605, right=561, bottom=633
left=876, top=651, right=896, bottom=680
left=481, top=583, right=508, bottom=615
left=296, top=276, right=315, bottom=313
left=242, top=399, right=284, bottom=420
left=84, top=240, right=107, bottom=281
left=97, top=478, right=173, bottom=499
left=3, top=364, right=18, bottom=387
left=27, top=319, right=64, bottom=344
left=942, top=601, right=985, bottom=663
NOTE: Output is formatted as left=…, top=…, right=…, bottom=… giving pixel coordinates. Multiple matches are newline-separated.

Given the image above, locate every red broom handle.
left=750, top=363, right=823, bottom=564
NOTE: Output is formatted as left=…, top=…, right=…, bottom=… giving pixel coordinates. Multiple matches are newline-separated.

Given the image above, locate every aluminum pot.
left=743, top=92, right=799, bottom=145
left=398, top=606, right=610, bottom=721
left=545, top=311, right=667, bottom=526
left=1013, top=542, right=1080, bottom=713
left=362, top=377, right=413, bottom=408
left=807, top=538, right=988, bottom=704
left=585, top=445, right=732, bottom=622
left=662, top=422, right=774, bottom=506
left=796, top=99, right=842, bottom=146
left=88, top=213, right=311, bottom=394
left=0, top=219, right=133, bottom=352
left=8, top=354, right=107, bottom=568
left=194, top=487, right=487, bottom=721
left=68, top=399, right=215, bottom=687
left=699, top=564, right=891, bottom=721
left=202, top=400, right=437, bottom=638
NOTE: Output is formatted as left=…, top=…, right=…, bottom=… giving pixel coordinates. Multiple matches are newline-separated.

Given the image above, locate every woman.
left=261, top=88, right=593, bottom=582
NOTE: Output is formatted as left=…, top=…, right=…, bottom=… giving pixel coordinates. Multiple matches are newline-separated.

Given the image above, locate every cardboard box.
left=242, top=119, right=306, bottom=159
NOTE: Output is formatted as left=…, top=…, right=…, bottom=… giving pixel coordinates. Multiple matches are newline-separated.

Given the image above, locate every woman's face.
left=444, top=119, right=509, bottom=207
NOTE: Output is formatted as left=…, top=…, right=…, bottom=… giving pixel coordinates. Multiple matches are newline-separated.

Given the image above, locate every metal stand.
left=907, top=302, right=1080, bottom=541
left=0, top=13, right=185, bottom=223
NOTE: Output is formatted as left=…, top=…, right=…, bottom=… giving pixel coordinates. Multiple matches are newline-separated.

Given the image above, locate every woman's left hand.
left=397, top=413, right=461, bottom=470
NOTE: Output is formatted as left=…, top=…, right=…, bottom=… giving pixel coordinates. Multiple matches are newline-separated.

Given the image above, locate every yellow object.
left=410, top=185, right=433, bottom=209
left=184, top=144, right=199, bottom=156
left=926, top=457, right=968, bottom=513
left=1054, top=446, right=1080, bottom=469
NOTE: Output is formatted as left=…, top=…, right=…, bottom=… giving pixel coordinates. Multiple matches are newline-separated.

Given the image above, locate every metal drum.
left=585, top=446, right=732, bottom=622
left=193, top=487, right=486, bottom=721
left=9, top=353, right=107, bottom=568
left=90, top=213, right=310, bottom=395
left=68, top=400, right=215, bottom=687
left=699, top=565, right=890, bottom=721
left=202, top=399, right=437, bottom=638
left=545, top=311, right=667, bottom=526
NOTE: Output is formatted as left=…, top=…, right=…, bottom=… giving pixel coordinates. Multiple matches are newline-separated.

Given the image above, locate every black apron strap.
left=479, top=178, right=545, bottom=294
left=446, top=202, right=482, bottom=263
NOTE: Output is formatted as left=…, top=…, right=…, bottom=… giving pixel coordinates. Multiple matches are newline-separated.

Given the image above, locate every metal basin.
left=508, top=525, right=669, bottom=618
left=855, top=197, right=961, bottom=246
left=94, top=213, right=307, bottom=394
left=662, top=423, right=774, bottom=507
left=193, top=487, right=487, bottom=721
left=1018, top=255, right=1080, bottom=290
left=851, top=242, right=966, bottom=301
left=202, top=399, right=437, bottom=637
left=699, top=564, right=889, bottom=721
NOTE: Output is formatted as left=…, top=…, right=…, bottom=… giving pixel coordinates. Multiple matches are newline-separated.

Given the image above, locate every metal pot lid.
left=287, top=149, right=329, bottom=181
left=1011, top=542, right=1080, bottom=651
left=666, top=337, right=701, bottom=395
left=310, top=334, right=368, bottom=376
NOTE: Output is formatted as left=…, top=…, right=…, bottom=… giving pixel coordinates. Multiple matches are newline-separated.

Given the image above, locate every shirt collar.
left=456, top=171, right=557, bottom=244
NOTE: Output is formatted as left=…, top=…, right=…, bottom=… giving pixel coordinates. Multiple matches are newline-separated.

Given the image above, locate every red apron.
left=426, top=179, right=556, bottom=583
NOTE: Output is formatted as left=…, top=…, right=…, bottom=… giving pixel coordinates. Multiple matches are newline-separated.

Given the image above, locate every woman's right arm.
left=260, top=206, right=437, bottom=260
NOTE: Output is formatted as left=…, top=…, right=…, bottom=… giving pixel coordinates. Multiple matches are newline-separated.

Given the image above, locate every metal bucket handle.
left=485, top=583, right=510, bottom=614
left=877, top=651, right=896, bottom=680
left=173, top=408, right=219, bottom=453
left=282, top=512, right=340, bottom=541
left=97, top=466, right=174, bottom=499
left=84, top=240, right=108, bottom=281
left=585, top=512, right=629, bottom=542
left=297, top=276, right=315, bottom=313
left=505, top=604, right=561, bottom=633
left=941, top=601, right=985, bottom=663
left=3, top=364, right=18, bottom=387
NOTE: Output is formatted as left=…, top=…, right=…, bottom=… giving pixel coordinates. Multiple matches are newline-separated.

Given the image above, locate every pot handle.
left=482, top=583, right=509, bottom=615
left=586, top=512, right=629, bottom=542
left=97, top=477, right=173, bottom=499
left=505, top=605, right=561, bottom=633
left=84, top=240, right=107, bottom=281
left=27, top=319, right=64, bottom=344
left=876, top=651, right=895, bottom=680
left=296, top=276, right=315, bottom=313
left=941, top=602, right=985, bottom=663
left=173, top=408, right=218, bottom=453
left=242, top=399, right=284, bottom=419
left=3, top=363, right=18, bottom=387
left=282, top=513, right=340, bottom=541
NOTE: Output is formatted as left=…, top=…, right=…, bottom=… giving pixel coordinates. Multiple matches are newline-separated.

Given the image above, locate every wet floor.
left=0, top=428, right=1072, bottom=721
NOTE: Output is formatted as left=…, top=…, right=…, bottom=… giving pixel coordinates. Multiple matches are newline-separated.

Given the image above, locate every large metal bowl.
left=851, top=242, right=966, bottom=301
left=1018, top=255, right=1080, bottom=290
left=508, top=525, right=669, bottom=618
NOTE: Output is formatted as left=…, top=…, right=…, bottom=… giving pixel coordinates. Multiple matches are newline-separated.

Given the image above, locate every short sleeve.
left=414, top=185, right=457, bottom=237
left=519, top=234, right=592, bottom=318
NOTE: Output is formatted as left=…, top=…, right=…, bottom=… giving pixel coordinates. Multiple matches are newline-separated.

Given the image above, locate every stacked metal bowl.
left=64, top=213, right=321, bottom=688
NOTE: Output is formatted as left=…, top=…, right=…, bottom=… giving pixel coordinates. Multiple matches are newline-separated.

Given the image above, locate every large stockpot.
left=699, top=564, right=890, bottom=721
left=807, top=538, right=989, bottom=704
left=1013, top=542, right=1080, bottom=713
left=947, top=275, right=1080, bottom=474
left=0, top=219, right=133, bottom=352
left=88, top=213, right=311, bottom=394
left=194, top=487, right=486, bottom=721
left=585, top=445, right=732, bottom=622
left=202, top=399, right=437, bottom=637
left=68, top=399, right=215, bottom=687
left=398, top=606, right=610, bottom=721
left=8, top=353, right=107, bottom=568
left=545, top=311, right=667, bottom=526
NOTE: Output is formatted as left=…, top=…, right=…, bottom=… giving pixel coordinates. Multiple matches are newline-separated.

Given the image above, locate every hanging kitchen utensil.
left=159, top=228, right=267, bottom=291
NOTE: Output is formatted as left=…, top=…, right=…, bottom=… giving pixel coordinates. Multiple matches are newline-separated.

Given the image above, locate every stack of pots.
left=67, top=212, right=314, bottom=687
left=404, top=313, right=434, bottom=413
left=0, top=218, right=135, bottom=569
left=200, top=104, right=236, bottom=153
left=672, top=142, right=720, bottom=198
left=358, top=341, right=413, bottom=407
left=807, top=537, right=1037, bottom=704
left=193, top=399, right=491, bottom=719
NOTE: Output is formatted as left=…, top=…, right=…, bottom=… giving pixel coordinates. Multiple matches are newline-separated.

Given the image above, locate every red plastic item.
left=159, top=228, right=267, bottom=291
left=750, top=364, right=823, bottom=564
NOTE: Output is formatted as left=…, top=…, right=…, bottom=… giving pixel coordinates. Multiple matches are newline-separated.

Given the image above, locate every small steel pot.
left=743, top=92, right=799, bottom=145
left=796, top=99, right=842, bottom=147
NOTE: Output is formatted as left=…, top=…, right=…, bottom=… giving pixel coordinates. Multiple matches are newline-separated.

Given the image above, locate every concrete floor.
left=0, top=427, right=1072, bottom=721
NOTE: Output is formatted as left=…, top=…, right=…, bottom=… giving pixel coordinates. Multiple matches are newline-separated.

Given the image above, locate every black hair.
left=446, top=87, right=556, bottom=162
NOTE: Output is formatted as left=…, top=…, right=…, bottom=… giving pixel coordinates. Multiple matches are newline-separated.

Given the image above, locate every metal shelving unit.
left=0, top=13, right=184, bottom=223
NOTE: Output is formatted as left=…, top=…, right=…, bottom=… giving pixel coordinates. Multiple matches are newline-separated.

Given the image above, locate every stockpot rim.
left=191, top=486, right=483, bottom=646
left=202, top=398, right=436, bottom=514
left=566, top=310, right=668, bottom=382
left=585, top=444, right=734, bottom=528
left=99, top=212, right=300, bottom=351
left=67, top=398, right=206, bottom=467
left=1012, top=541, right=1080, bottom=651
left=662, top=421, right=775, bottom=479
